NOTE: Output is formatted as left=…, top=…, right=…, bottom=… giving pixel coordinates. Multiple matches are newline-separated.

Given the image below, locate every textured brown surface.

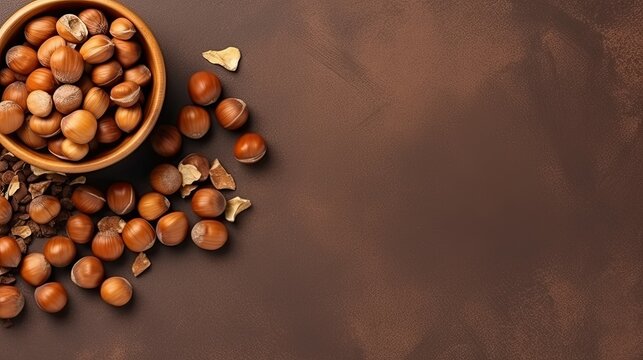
left=1, top=0, right=643, bottom=359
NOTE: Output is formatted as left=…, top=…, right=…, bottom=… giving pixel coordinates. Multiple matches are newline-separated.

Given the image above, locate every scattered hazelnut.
left=28, top=195, right=61, bottom=224
left=100, top=276, right=132, bottom=307
left=47, top=137, right=67, bottom=159
left=19, top=253, right=51, bottom=286
left=56, top=14, right=88, bottom=43
left=215, top=98, right=248, bottom=130
left=61, top=109, right=97, bottom=144
left=0, top=236, right=21, bottom=268
left=0, top=101, right=24, bottom=134
left=78, top=9, right=108, bottom=36
left=178, top=105, right=210, bottom=139
left=122, top=218, right=156, bottom=252
left=156, top=212, right=189, bottom=246
left=71, top=256, right=104, bottom=289
left=82, top=87, right=110, bottom=119
left=191, top=220, right=228, bottom=251
left=0, top=286, right=24, bottom=319
left=113, top=39, right=141, bottom=68
left=91, top=231, right=125, bottom=262
left=6, top=45, right=38, bottom=75
left=180, top=153, right=210, bottom=182
left=25, top=68, right=56, bottom=93
left=137, top=192, right=170, bottom=221
left=95, top=117, right=122, bottom=144
left=37, top=35, right=66, bottom=68
left=43, top=235, right=76, bottom=267
left=91, top=59, right=122, bottom=87
left=0, top=68, right=17, bottom=86
left=0, top=197, right=12, bottom=225
left=110, top=81, right=140, bottom=107
left=234, top=132, right=267, bottom=164
left=60, top=138, right=89, bottom=161
left=114, top=104, right=142, bottom=133
left=26, top=90, right=52, bottom=117
left=24, top=16, right=57, bottom=47
left=49, top=46, right=85, bottom=83
left=106, top=182, right=136, bottom=215
left=34, top=282, right=67, bottom=313
left=30, top=111, right=62, bottom=138
left=110, top=18, right=136, bottom=40
left=124, top=64, right=152, bottom=86
left=150, top=164, right=182, bottom=195
left=151, top=125, right=182, bottom=157
left=66, top=213, right=94, bottom=244
left=191, top=188, right=226, bottom=218
left=17, top=120, right=47, bottom=149
left=71, top=185, right=105, bottom=214
left=79, top=34, right=114, bottom=64
left=188, top=70, right=221, bottom=106
left=2, top=81, right=28, bottom=110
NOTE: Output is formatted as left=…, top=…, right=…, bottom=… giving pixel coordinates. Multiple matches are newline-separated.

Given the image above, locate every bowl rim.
left=0, top=0, right=166, bottom=173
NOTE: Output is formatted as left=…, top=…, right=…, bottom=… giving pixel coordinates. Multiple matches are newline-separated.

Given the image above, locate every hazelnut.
left=122, top=218, right=156, bottom=252
left=19, top=253, right=51, bottom=287
left=34, top=282, right=67, bottom=313
left=113, top=39, right=141, bottom=68
left=109, top=18, right=136, bottom=40
left=49, top=46, right=85, bottom=83
left=78, top=9, right=108, bottom=35
left=100, top=276, right=133, bottom=307
left=124, top=64, right=152, bottom=87
left=191, top=220, right=228, bottom=250
left=95, top=116, right=122, bottom=144
left=234, top=132, right=267, bottom=164
left=61, top=138, right=89, bottom=161
left=91, top=60, right=123, bottom=86
left=97, top=216, right=126, bottom=233
left=180, top=153, right=210, bottom=182
left=114, top=104, right=142, bottom=133
left=71, top=185, right=105, bottom=214
left=37, top=35, right=67, bottom=68
left=156, top=211, right=189, bottom=246
left=138, top=192, right=170, bottom=221
left=0, top=68, right=17, bottom=86
left=56, top=14, right=88, bottom=43
left=91, top=231, right=124, bottom=261
left=53, top=84, right=83, bottom=114
left=0, top=101, right=25, bottom=134
left=215, top=98, right=248, bottom=130
left=82, top=87, right=109, bottom=118
left=24, top=16, right=57, bottom=47
left=151, top=124, right=182, bottom=157
left=188, top=70, right=221, bottom=106
left=61, top=109, right=97, bottom=144
left=6, top=45, right=38, bottom=75
left=17, top=120, right=47, bottom=149
left=150, top=164, right=182, bottom=195
left=106, top=182, right=136, bottom=215
left=29, top=195, right=61, bottom=224
left=110, top=81, right=140, bottom=107
left=25, top=68, right=56, bottom=93
left=178, top=105, right=210, bottom=139
left=43, top=235, right=76, bottom=267
left=30, top=111, right=62, bottom=138
left=66, top=213, right=94, bottom=244
left=71, top=256, right=104, bottom=289
left=2, top=81, right=28, bottom=110
left=79, top=35, right=114, bottom=64
left=0, top=236, right=21, bottom=268
left=0, top=196, right=12, bottom=225
left=191, top=188, right=227, bottom=218
left=47, top=137, right=67, bottom=159
left=0, top=286, right=24, bottom=319
left=26, top=90, right=53, bottom=117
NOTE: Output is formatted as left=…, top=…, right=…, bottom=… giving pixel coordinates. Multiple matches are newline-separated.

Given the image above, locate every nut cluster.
left=0, top=10, right=152, bottom=162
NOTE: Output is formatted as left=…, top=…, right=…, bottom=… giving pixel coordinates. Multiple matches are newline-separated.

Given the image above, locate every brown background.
left=2, top=0, right=643, bottom=359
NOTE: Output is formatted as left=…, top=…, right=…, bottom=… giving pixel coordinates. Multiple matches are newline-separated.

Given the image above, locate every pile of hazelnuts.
left=0, top=9, right=152, bottom=161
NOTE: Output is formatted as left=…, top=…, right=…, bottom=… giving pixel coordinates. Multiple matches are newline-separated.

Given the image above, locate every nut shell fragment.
left=209, top=159, right=236, bottom=190
left=202, top=47, right=241, bottom=71
left=225, top=196, right=251, bottom=222
left=131, top=252, right=150, bottom=277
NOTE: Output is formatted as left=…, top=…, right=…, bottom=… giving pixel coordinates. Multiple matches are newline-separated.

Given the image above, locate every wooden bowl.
left=0, top=0, right=166, bottom=173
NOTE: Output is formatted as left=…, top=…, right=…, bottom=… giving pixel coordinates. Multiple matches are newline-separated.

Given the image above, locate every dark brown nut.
left=151, top=125, right=182, bottom=157
left=150, top=164, right=182, bottom=195
left=106, top=182, right=136, bottom=215
left=71, top=185, right=105, bottom=214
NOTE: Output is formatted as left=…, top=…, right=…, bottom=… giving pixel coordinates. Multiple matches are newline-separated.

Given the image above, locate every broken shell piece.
left=178, top=163, right=201, bottom=187
left=11, top=226, right=31, bottom=239
left=69, top=176, right=86, bottom=185
left=97, top=216, right=126, bottom=233
left=30, top=165, right=66, bottom=177
left=225, top=196, right=251, bottom=222
left=132, top=252, right=151, bottom=277
left=209, top=159, right=236, bottom=190
left=7, top=175, right=20, bottom=197
left=202, top=47, right=241, bottom=71
left=180, top=184, right=198, bottom=198
left=28, top=180, right=52, bottom=198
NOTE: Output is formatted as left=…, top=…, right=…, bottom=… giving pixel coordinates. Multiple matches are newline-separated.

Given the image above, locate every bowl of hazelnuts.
left=0, top=0, right=166, bottom=173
